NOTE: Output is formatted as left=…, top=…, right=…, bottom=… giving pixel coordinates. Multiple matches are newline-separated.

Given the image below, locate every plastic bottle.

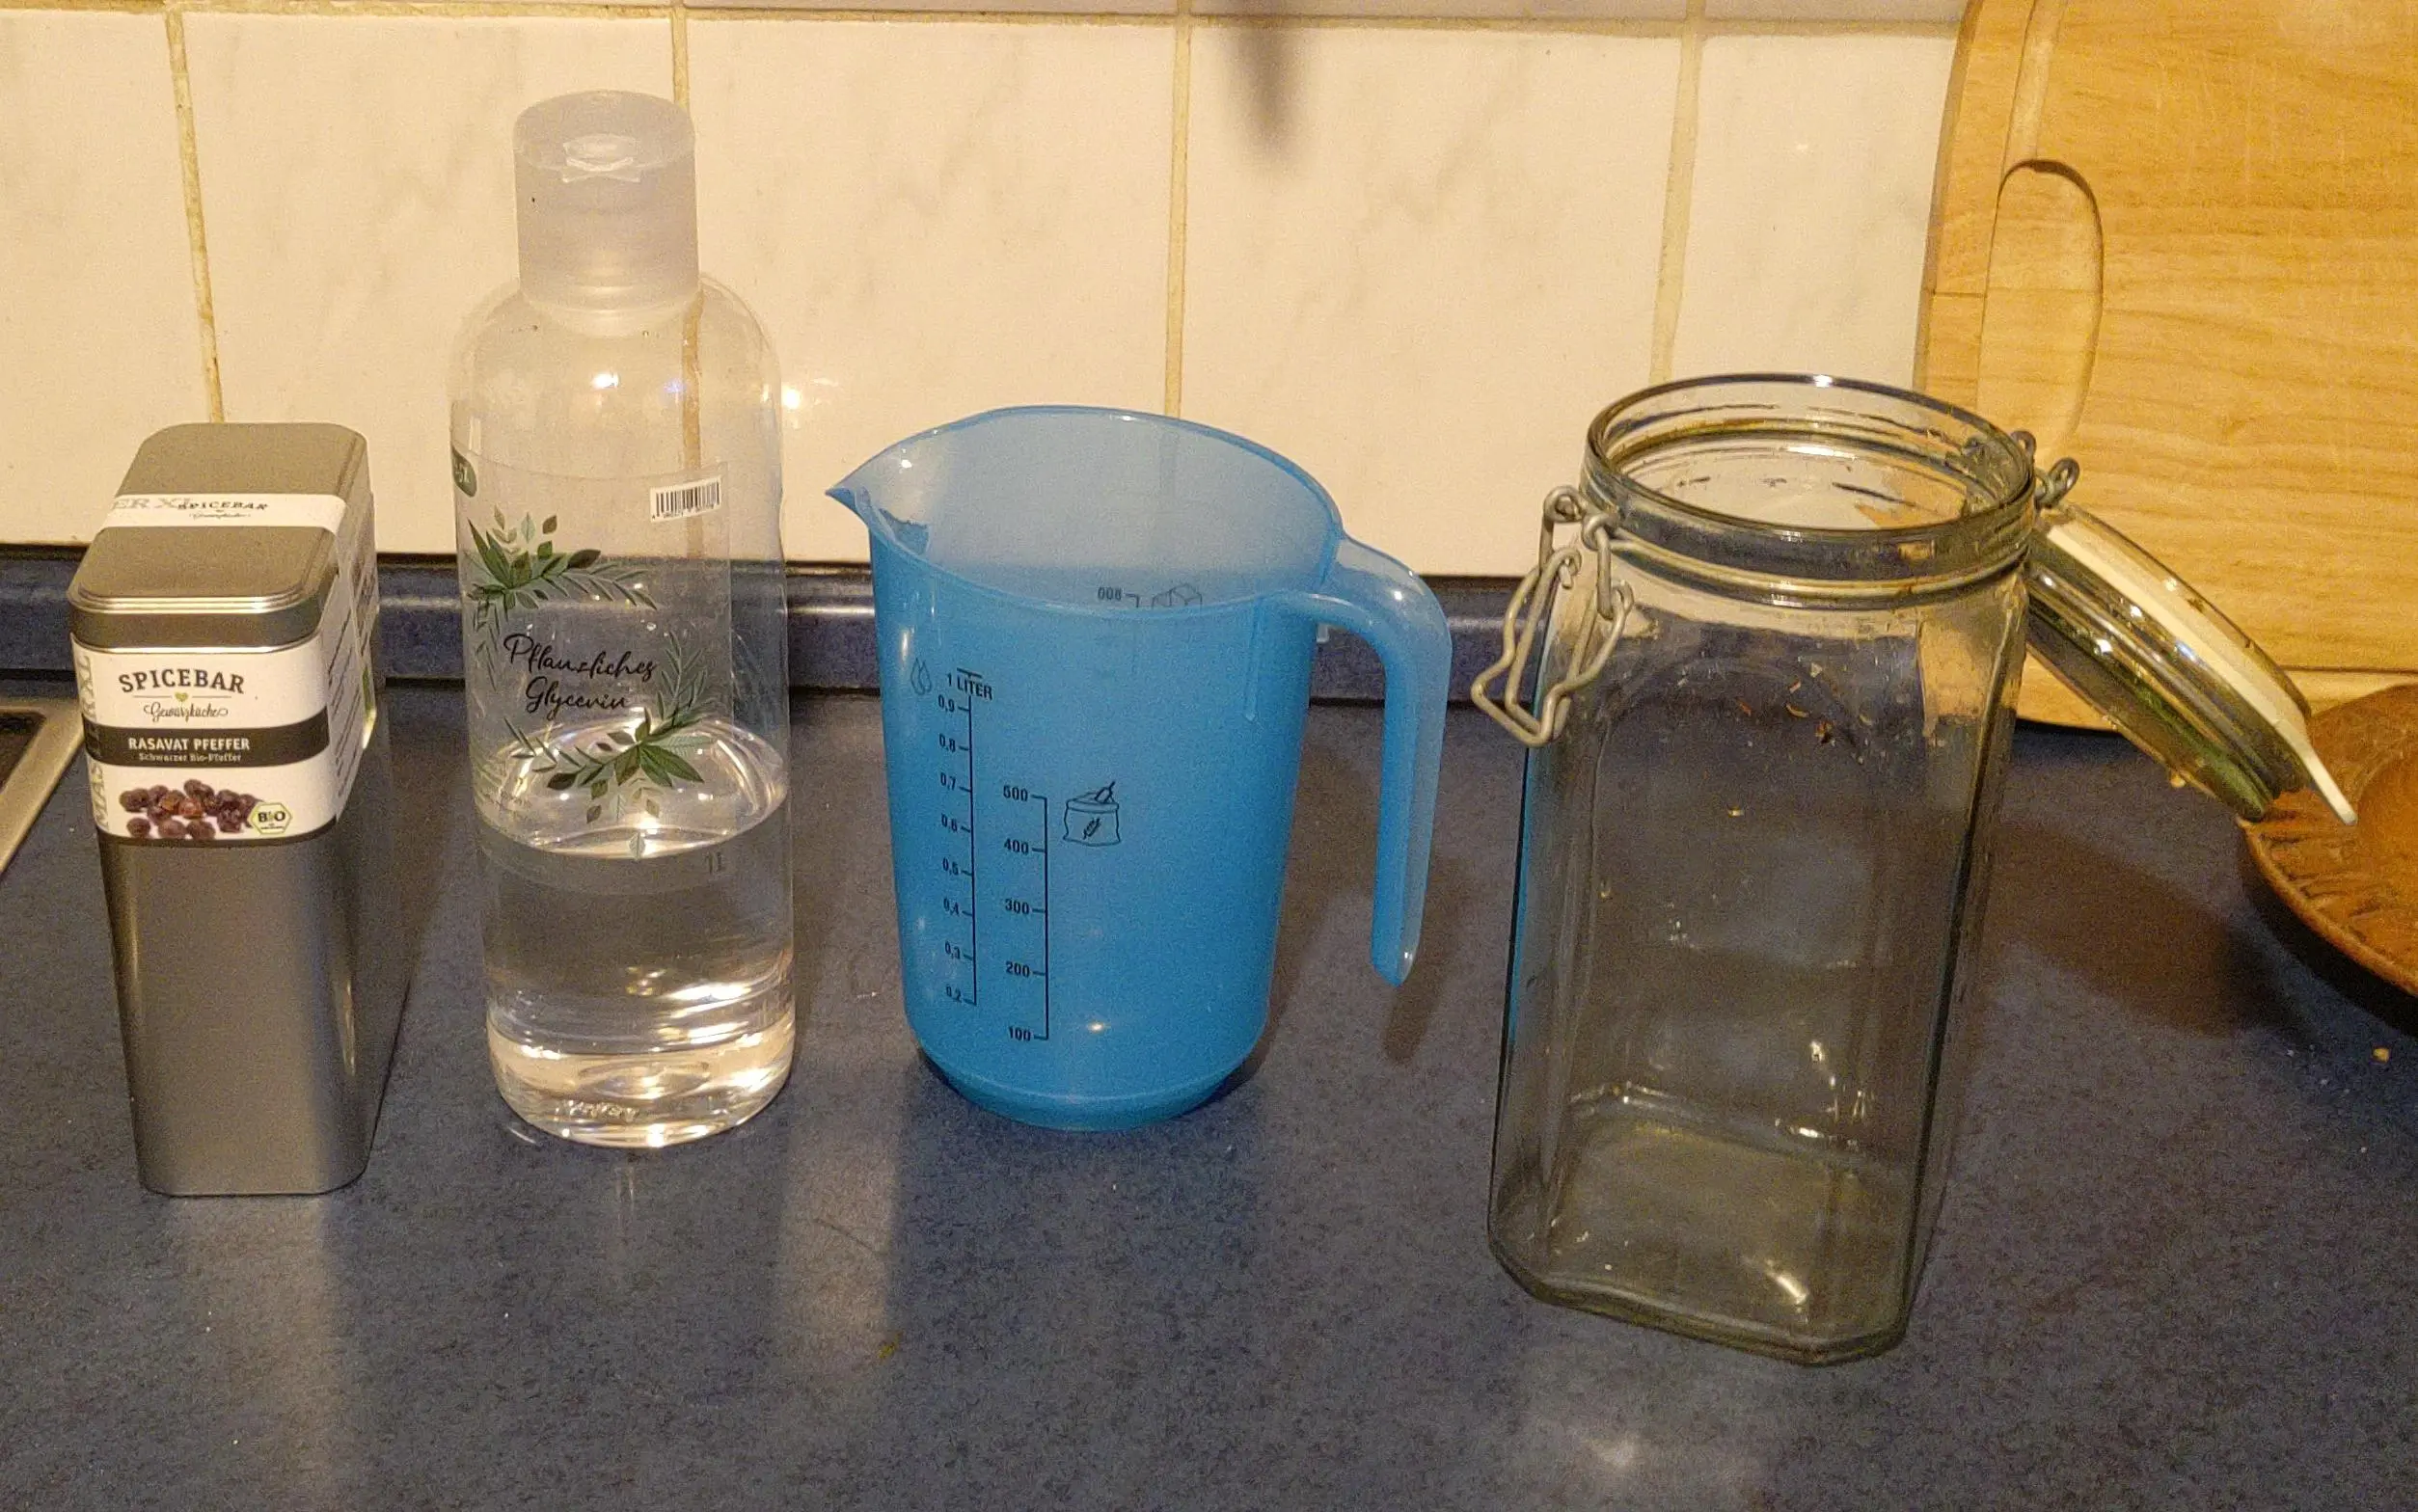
left=449, top=91, right=792, bottom=1147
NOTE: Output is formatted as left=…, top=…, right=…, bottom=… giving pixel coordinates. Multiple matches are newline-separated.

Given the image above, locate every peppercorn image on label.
left=73, top=492, right=376, bottom=845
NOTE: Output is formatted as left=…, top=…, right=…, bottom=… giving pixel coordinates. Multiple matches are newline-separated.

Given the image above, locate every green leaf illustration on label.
left=507, top=637, right=717, bottom=826
left=450, top=448, right=478, bottom=499
left=462, top=515, right=655, bottom=676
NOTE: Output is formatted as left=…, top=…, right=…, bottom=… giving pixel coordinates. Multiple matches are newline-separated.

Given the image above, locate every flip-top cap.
left=514, top=91, right=699, bottom=313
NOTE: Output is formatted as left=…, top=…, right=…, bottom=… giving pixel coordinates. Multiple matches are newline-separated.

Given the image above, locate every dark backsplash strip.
left=3, top=549, right=1516, bottom=704
left=0, top=550, right=75, bottom=678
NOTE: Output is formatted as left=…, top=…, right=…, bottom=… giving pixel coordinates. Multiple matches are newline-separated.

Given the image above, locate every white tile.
left=692, top=19, right=1176, bottom=562
left=0, top=13, right=204, bottom=544
left=186, top=14, right=671, bottom=554
left=1182, top=29, right=1676, bottom=578
left=1706, top=1, right=1965, bottom=20
left=1671, top=33, right=1955, bottom=386
left=1195, top=1, right=1680, bottom=18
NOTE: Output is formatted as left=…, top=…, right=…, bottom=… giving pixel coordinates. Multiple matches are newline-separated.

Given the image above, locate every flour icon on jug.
left=1064, top=783, right=1121, bottom=847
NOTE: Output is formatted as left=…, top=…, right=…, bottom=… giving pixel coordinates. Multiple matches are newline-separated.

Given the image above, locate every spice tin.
left=69, top=423, right=406, bottom=1196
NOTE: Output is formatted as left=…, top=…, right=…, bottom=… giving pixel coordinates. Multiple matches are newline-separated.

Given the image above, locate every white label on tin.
left=83, top=639, right=332, bottom=729
left=79, top=624, right=366, bottom=841
left=100, top=492, right=350, bottom=533
left=77, top=489, right=376, bottom=844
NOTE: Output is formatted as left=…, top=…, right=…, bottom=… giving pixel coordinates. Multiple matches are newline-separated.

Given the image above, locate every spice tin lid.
left=68, top=425, right=366, bottom=651
left=2024, top=496, right=2358, bottom=825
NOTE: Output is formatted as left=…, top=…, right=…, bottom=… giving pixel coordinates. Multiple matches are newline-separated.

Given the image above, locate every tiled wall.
left=0, top=0, right=1958, bottom=574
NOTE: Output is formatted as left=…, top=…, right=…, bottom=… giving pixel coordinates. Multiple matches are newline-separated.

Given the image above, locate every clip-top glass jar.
left=1475, top=376, right=2353, bottom=1363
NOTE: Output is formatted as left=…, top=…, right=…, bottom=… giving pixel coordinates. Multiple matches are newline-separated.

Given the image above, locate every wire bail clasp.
left=1472, top=485, right=1632, bottom=747
left=2010, top=430, right=2081, bottom=512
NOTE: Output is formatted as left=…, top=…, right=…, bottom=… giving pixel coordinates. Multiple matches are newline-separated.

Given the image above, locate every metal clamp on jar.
left=1473, top=375, right=2354, bottom=1364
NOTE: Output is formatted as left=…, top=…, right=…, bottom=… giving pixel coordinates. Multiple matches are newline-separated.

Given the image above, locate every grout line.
left=0, top=0, right=163, bottom=12
left=1160, top=0, right=1191, bottom=414
left=689, top=7, right=1168, bottom=23
left=694, top=5, right=1166, bottom=18
left=1191, top=11, right=1677, bottom=33
left=139, top=0, right=669, bottom=16
left=591, top=4, right=1160, bottom=19
left=669, top=0, right=688, bottom=99
left=1697, top=16, right=1958, bottom=38
left=164, top=6, right=226, bottom=422
left=1644, top=0, right=1702, bottom=384
left=0, top=0, right=1957, bottom=30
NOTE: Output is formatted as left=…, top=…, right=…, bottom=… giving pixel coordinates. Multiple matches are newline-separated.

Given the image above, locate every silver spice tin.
left=68, top=423, right=407, bottom=1196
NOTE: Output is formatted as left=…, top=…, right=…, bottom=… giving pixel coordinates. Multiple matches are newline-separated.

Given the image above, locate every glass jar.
left=1476, top=376, right=2353, bottom=1363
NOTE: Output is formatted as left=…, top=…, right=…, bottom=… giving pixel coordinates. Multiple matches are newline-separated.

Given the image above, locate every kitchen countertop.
left=3, top=682, right=2414, bottom=1510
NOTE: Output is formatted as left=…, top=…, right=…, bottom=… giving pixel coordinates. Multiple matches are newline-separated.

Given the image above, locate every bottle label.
left=451, top=446, right=736, bottom=831
left=74, top=492, right=376, bottom=844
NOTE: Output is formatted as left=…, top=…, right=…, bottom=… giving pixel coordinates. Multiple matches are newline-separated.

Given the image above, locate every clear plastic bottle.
left=449, top=92, right=792, bottom=1147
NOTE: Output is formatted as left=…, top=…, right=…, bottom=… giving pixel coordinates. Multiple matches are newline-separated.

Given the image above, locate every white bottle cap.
left=513, top=91, right=699, bottom=314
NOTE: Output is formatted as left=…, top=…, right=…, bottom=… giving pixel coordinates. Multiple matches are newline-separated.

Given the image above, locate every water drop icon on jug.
left=834, top=407, right=1452, bottom=1130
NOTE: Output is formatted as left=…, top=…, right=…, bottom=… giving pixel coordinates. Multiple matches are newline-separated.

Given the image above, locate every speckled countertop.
left=2, top=682, right=2413, bottom=1510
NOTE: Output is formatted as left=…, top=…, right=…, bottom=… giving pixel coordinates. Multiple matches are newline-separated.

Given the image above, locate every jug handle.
left=1276, top=539, right=1452, bottom=986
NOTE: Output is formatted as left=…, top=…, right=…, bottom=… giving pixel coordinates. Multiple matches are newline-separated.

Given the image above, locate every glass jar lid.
left=2024, top=485, right=2356, bottom=824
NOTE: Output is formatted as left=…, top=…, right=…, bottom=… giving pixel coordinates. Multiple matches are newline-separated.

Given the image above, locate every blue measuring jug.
left=832, top=407, right=1451, bottom=1129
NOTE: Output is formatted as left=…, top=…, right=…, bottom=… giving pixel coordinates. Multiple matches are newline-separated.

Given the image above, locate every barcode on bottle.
left=649, top=474, right=723, bottom=522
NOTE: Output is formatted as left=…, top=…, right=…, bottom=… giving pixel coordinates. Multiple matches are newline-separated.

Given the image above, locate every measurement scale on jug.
left=932, top=665, right=1057, bottom=1042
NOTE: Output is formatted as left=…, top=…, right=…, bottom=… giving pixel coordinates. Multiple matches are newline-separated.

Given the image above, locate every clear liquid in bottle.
left=479, top=716, right=792, bottom=1146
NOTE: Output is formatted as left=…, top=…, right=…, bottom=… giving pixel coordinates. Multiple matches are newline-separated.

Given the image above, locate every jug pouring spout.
left=828, top=473, right=873, bottom=527
left=828, top=427, right=949, bottom=547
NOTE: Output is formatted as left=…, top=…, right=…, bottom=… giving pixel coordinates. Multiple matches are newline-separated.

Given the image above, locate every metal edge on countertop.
left=0, top=696, right=83, bottom=875
left=0, top=549, right=1517, bottom=703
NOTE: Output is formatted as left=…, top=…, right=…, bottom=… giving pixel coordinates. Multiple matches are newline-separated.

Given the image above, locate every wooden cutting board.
left=1916, top=0, right=2418, bottom=724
